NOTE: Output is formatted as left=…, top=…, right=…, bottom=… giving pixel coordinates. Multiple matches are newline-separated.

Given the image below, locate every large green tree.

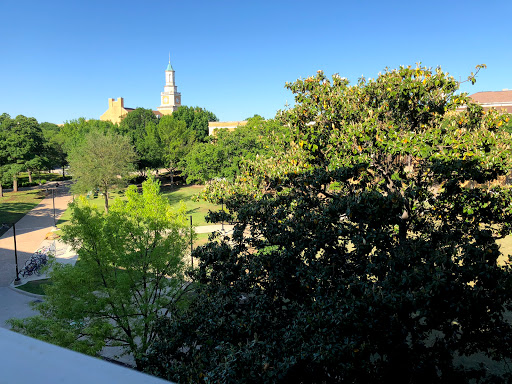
left=60, top=118, right=116, bottom=153
left=68, top=131, right=136, bottom=212
left=40, top=122, right=68, bottom=175
left=183, top=116, right=288, bottom=184
left=172, top=105, right=218, bottom=142
left=118, top=108, right=160, bottom=172
left=0, top=114, right=47, bottom=191
left=145, top=66, right=512, bottom=383
left=157, top=115, right=195, bottom=183
left=9, top=177, right=191, bottom=369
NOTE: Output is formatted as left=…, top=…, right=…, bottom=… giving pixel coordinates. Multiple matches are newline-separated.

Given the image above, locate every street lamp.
left=13, top=223, right=20, bottom=285
left=190, top=215, right=193, bottom=269
left=52, top=188, right=56, bottom=226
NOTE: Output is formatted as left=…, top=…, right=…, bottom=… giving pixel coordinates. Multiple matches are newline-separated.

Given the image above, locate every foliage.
left=59, top=118, right=117, bottom=153
left=145, top=65, right=512, bottom=383
left=185, top=116, right=289, bottom=185
left=68, top=131, right=136, bottom=212
left=0, top=114, right=47, bottom=191
left=172, top=105, right=218, bottom=142
left=8, top=177, right=191, bottom=369
left=40, top=122, right=68, bottom=174
left=157, top=115, right=195, bottom=182
left=118, top=108, right=160, bottom=171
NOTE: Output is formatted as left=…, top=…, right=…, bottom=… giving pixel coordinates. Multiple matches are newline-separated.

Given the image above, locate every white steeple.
left=157, top=54, right=181, bottom=114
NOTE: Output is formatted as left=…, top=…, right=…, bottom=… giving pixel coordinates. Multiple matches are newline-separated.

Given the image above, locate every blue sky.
left=1, top=0, right=511, bottom=124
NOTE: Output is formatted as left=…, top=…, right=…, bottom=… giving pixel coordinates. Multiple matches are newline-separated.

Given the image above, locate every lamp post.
left=52, top=188, right=56, bottom=226
left=13, top=223, right=20, bottom=285
left=221, top=199, right=224, bottom=232
left=190, top=215, right=193, bottom=269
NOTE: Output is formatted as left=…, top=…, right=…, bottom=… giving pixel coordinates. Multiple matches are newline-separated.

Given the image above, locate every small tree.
left=68, top=131, right=136, bottom=212
left=9, top=177, right=191, bottom=369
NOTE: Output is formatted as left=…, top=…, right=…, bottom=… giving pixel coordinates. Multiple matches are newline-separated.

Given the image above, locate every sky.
left=0, top=0, right=511, bottom=124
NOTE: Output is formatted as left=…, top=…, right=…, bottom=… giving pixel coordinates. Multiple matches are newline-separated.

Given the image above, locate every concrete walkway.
left=0, top=181, right=74, bottom=287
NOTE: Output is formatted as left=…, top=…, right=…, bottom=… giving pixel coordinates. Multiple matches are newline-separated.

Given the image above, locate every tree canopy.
left=172, top=105, right=218, bottom=142
left=0, top=114, right=47, bottom=191
left=9, top=177, right=191, bottom=369
left=184, top=116, right=289, bottom=184
left=144, top=65, right=512, bottom=383
left=68, top=131, right=136, bottom=212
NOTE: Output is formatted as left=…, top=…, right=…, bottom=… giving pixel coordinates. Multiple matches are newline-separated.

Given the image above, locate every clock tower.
left=157, top=54, right=181, bottom=115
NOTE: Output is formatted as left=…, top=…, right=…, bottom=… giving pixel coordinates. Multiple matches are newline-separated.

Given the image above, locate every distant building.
left=469, top=90, right=512, bottom=113
left=99, top=97, right=134, bottom=124
left=208, top=120, right=248, bottom=136
left=100, top=57, right=180, bottom=124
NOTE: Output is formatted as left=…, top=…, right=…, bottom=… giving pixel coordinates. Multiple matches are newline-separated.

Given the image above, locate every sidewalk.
left=0, top=182, right=74, bottom=287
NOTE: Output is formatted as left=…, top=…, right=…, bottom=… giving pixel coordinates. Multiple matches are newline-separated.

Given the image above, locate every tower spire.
left=166, top=53, right=173, bottom=71
left=158, top=54, right=181, bottom=114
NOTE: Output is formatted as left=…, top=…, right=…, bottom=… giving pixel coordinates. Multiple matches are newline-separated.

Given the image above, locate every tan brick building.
left=100, top=57, right=180, bottom=124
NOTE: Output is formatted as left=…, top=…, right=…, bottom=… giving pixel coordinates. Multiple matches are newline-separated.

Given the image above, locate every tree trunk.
left=0, top=183, right=3, bottom=197
left=62, top=165, right=65, bottom=177
left=104, top=188, right=109, bottom=213
left=28, top=170, right=32, bottom=183
left=13, top=177, right=18, bottom=192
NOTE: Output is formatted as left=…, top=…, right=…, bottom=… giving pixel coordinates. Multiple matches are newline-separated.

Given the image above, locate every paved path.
left=195, top=224, right=234, bottom=234
left=0, top=287, right=40, bottom=328
left=0, top=181, right=73, bottom=287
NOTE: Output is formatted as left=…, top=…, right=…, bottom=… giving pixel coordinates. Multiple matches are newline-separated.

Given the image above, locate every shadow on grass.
left=0, top=198, right=47, bottom=236
left=186, top=207, right=200, bottom=216
left=16, top=279, right=51, bottom=296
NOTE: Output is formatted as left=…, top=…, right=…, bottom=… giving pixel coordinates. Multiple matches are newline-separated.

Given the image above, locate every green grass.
left=56, top=189, right=126, bottom=227
left=16, top=279, right=51, bottom=295
left=193, top=232, right=211, bottom=248
left=57, top=185, right=221, bottom=228
left=160, top=185, right=221, bottom=226
left=0, top=189, right=47, bottom=236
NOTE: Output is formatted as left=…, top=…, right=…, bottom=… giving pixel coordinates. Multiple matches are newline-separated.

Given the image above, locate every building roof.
left=166, top=62, right=174, bottom=71
left=469, top=90, right=512, bottom=113
left=208, top=121, right=248, bottom=135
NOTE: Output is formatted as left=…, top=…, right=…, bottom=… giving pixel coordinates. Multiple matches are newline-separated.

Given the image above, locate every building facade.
left=99, top=97, right=134, bottom=124
left=469, top=90, right=512, bottom=113
left=100, top=57, right=181, bottom=123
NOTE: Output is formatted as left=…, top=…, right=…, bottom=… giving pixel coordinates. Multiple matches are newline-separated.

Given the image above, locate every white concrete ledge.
left=0, top=328, right=173, bottom=383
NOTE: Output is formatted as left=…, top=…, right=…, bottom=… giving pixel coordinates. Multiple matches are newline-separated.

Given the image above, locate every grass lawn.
left=16, top=278, right=51, bottom=295
left=160, top=184, right=221, bottom=226
left=56, top=185, right=220, bottom=257
left=0, top=189, right=47, bottom=236
left=57, top=185, right=221, bottom=229
left=56, top=189, right=126, bottom=227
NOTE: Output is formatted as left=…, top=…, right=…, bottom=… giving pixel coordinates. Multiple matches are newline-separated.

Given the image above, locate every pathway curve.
left=0, top=182, right=73, bottom=287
